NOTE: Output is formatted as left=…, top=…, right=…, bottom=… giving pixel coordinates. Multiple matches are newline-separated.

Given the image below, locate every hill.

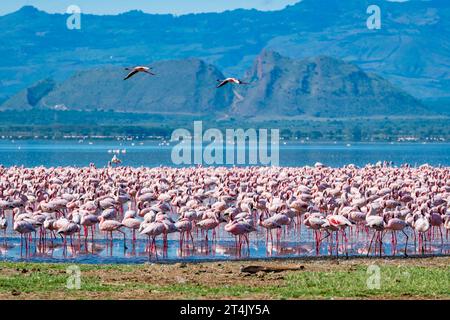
left=2, top=59, right=234, bottom=114
left=232, top=51, right=427, bottom=118
left=1, top=52, right=428, bottom=118
left=0, top=0, right=449, bottom=109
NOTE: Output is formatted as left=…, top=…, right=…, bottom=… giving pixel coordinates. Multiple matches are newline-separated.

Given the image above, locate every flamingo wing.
left=123, top=69, right=139, bottom=80
left=143, top=70, right=156, bottom=76
left=216, top=80, right=229, bottom=88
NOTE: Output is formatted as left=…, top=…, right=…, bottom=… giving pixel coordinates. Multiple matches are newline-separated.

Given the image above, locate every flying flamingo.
left=216, top=78, right=249, bottom=88
left=111, top=155, right=122, bottom=166
left=123, top=66, right=155, bottom=80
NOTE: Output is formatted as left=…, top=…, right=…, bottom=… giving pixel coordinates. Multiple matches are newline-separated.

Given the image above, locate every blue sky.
left=0, top=0, right=303, bottom=15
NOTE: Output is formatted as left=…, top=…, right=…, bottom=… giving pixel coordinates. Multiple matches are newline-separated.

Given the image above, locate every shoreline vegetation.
left=0, top=257, right=448, bottom=300
left=0, top=110, right=449, bottom=142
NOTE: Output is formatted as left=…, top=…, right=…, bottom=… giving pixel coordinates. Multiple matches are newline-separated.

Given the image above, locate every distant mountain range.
left=1, top=59, right=233, bottom=114
left=0, top=0, right=448, bottom=115
left=232, top=51, right=427, bottom=118
left=1, top=51, right=428, bottom=118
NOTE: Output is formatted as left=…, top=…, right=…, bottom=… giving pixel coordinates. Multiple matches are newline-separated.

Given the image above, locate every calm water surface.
left=0, top=140, right=449, bottom=167
left=0, top=228, right=448, bottom=264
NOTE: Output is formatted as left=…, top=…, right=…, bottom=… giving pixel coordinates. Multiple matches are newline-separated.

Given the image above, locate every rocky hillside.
left=231, top=51, right=427, bottom=117
left=2, top=59, right=234, bottom=114
left=1, top=52, right=428, bottom=118
left=0, top=0, right=449, bottom=108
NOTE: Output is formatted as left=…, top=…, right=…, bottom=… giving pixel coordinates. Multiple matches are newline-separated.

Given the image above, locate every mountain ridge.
left=1, top=0, right=448, bottom=111
left=1, top=52, right=428, bottom=119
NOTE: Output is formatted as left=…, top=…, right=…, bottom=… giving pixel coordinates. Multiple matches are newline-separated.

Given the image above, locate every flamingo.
left=13, top=220, right=35, bottom=252
left=57, top=221, right=80, bottom=251
left=303, top=213, right=327, bottom=254
left=80, top=213, right=99, bottom=242
left=325, top=213, right=354, bottom=256
left=224, top=219, right=256, bottom=253
left=414, top=215, right=430, bottom=254
left=139, top=221, right=165, bottom=256
left=175, top=217, right=194, bottom=248
left=121, top=211, right=141, bottom=242
left=258, top=213, right=282, bottom=245
left=384, top=216, right=409, bottom=256
left=98, top=216, right=126, bottom=248
left=196, top=211, right=224, bottom=244
left=365, top=204, right=385, bottom=257
left=123, top=66, right=155, bottom=80
left=111, top=155, right=122, bottom=165
left=216, top=78, right=249, bottom=88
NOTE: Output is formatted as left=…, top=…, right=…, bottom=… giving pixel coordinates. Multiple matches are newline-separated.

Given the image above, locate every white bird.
left=123, top=66, right=155, bottom=80
left=216, top=78, right=249, bottom=88
left=111, top=155, right=122, bottom=165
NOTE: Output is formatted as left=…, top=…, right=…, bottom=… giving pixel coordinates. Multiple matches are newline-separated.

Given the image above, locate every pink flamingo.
left=121, top=211, right=141, bottom=242
left=99, top=216, right=127, bottom=249
left=175, top=217, right=195, bottom=249
left=14, top=220, right=35, bottom=253
left=224, top=219, right=256, bottom=254
left=384, top=216, right=409, bottom=256
left=139, top=221, right=165, bottom=256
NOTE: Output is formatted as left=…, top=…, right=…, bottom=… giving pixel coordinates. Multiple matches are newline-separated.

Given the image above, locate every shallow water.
left=0, top=140, right=449, bottom=167
left=1, top=227, right=448, bottom=264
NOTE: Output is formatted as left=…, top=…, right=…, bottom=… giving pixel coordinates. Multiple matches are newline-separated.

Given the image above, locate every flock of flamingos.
left=0, top=162, right=449, bottom=260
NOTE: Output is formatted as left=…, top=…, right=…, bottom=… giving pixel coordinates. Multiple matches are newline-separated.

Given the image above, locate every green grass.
left=0, top=262, right=448, bottom=299
left=279, top=266, right=449, bottom=299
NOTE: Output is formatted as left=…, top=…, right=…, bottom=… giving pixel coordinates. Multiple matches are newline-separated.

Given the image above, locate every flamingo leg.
left=118, top=229, right=127, bottom=250
left=367, top=231, right=377, bottom=257
left=189, top=231, right=195, bottom=249
left=379, top=231, right=386, bottom=257
left=401, top=229, right=409, bottom=257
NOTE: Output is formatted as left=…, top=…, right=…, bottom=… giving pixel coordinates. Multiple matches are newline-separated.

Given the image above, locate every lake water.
left=1, top=228, right=448, bottom=264
left=0, top=140, right=449, bottom=168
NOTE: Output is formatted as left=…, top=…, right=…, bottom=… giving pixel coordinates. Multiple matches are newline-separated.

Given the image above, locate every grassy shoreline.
left=0, top=257, right=448, bottom=300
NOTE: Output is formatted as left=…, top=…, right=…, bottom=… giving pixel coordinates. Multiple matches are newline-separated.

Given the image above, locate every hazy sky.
left=0, top=0, right=304, bottom=15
